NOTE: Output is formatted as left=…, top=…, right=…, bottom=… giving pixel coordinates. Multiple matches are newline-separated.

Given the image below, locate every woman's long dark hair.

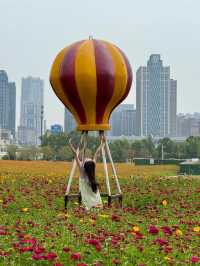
left=84, top=160, right=98, bottom=193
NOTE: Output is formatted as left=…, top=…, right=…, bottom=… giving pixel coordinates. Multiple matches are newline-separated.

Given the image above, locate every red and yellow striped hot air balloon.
left=50, top=39, right=133, bottom=131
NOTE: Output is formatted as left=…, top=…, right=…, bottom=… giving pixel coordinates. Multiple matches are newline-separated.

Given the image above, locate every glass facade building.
left=18, top=77, right=44, bottom=145
left=110, top=104, right=136, bottom=136
left=136, top=55, right=177, bottom=137
left=64, top=108, right=76, bottom=133
left=0, top=70, right=16, bottom=137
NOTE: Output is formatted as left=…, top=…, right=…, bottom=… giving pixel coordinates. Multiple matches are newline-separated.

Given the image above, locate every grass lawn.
left=0, top=161, right=199, bottom=265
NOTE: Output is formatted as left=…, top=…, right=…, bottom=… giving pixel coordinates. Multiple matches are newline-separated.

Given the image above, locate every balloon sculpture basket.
left=64, top=131, right=123, bottom=209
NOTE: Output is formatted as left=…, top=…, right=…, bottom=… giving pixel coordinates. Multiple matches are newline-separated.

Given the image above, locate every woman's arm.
left=69, top=139, right=81, bottom=169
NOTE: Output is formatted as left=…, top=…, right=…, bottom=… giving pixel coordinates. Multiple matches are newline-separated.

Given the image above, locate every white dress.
left=79, top=162, right=102, bottom=210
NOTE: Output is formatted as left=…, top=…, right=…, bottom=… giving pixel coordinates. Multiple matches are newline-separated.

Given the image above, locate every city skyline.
left=1, top=0, right=200, bottom=127
left=1, top=60, right=199, bottom=131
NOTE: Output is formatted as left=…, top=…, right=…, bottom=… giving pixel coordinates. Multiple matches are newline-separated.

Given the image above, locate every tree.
left=17, top=147, right=40, bottom=160
left=41, top=146, right=54, bottom=160
left=156, top=138, right=177, bottom=159
left=142, top=135, right=155, bottom=158
left=132, top=140, right=145, bottom=158
left=185, top=136, right=200, bottom=158
left=110, top=139, right=131, bottom=162
left=7, top=145, right=17, bottom=160
left=41, top=132, right=69, bottom=152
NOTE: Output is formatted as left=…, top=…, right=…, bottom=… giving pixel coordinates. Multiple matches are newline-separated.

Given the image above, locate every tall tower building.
left=110, top=104, right=136, bottom=136
left=0, top=70, right=16, bottom=137
left=8, top=82, right=16, bottom=137
left=64, top=108, right=76, bottom=133
left=136, top=67, right=148, bottom=136
left=136, top=55, right=177, bottom=137
left=170, top=79, right=177, bottom=136
left=18, top=77, right=44, bottom=145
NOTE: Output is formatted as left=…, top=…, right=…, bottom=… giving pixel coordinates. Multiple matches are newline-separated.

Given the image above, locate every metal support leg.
left=101, top=141, right=111, bottom=206
left=105, top=139, right=122, bottom=195
left=64, top=133, right=84, bottom=209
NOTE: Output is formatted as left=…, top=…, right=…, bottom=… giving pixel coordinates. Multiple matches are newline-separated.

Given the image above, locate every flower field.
left=0, top=161, right=199, bottom=266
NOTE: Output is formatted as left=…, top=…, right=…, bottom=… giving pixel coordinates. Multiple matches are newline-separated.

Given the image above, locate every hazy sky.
left=0, top=0, right=200, bottom=128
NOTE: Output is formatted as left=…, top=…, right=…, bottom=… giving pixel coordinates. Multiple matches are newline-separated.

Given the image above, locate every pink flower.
left=148, top=225, right=159, bottom=235
left=34, top=246, right=45, bottom=254
left=191, top=256, right=199, bottom=264
left=71, top=252, right=82, bottom=261
left=32, top=254, right=44, bottom=260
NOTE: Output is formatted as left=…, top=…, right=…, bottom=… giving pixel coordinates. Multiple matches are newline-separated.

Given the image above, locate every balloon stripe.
left=50, top=46, right=81, bottom=124
left=75, top=40, right=97, bottom=125
left=93, top=40, right=115, bottom=124
left=110, top=47, right=133, bottom=114
left=101, top=41, right=128, bottom=124
left=60, top=41, right=87, bottom=124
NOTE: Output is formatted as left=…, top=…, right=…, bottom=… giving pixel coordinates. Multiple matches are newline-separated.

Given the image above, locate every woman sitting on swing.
left=69, top=137, right=105, bottom=210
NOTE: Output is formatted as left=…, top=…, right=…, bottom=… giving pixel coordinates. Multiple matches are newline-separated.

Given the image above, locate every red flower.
left=0, top=251, right=10, bottom=257
left=19, top=246, right=34, bottom=252
left=63, top=247, right=70, bottom=253
left=134, top=232, right=144, bottom=240
left=71, top=252, right=82, bottom=261
left=163, top=246, right=172, bottom=254
left=161, top=226, right=173, bottom=236
left=148, top=225, right=159, bottom=235
left=154, top=238, right=168, bottom=246
left=87, top=238, right=101, bottom=251
left=95, top=243, right=101, bottom=251
left=76, top=264, right=88, bottom=266
left=111, top=214, right=120, bottom=222
left=88, top=239, right=99, bottom=246
left=93, top=263, right=103, bottom=266
left=112, top=259, right=120, bottom=265
left=45, top=252, right=57, bottom=261
left=191, top=256, right=199, bottom=264
left=0, top=230, right=8, bottom=235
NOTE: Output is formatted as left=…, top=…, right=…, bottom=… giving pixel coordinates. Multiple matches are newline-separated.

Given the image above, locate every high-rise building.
left=170, top=79, right=177, bottom=136
left=18, top=77, right=44, bottom=146
left=110, top=104, right=136, bottom=136
left=64, top=108, right=76, bottom=133
left=0, top=70, right=16, bottom=137
left=177, top=113, right=200, bottom=137
left=136, top=55, right=177, bottom=137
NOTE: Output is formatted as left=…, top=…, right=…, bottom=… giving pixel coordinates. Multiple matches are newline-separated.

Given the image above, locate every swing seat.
left=65, top=131, right=123, bottom=209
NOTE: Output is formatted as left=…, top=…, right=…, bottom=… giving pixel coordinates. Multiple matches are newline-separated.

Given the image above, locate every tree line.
left=3, top=133, right=200, bottom=162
